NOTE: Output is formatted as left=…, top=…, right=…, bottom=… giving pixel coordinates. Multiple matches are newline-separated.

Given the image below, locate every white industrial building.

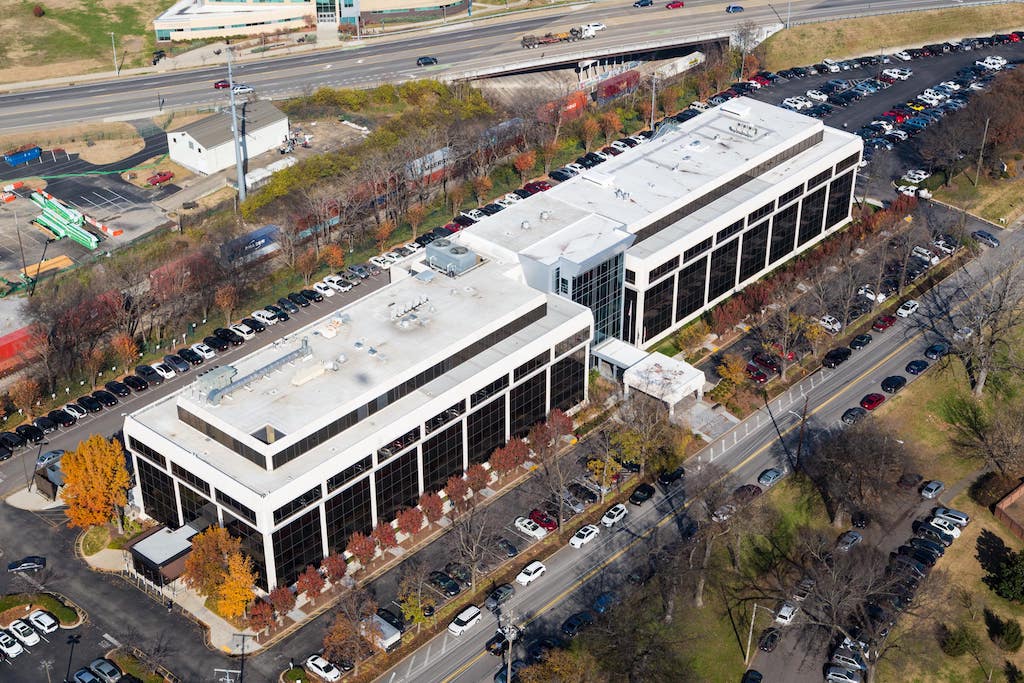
left=124, top=97, right=860, bottom=589
left=167, top=101, right=288, bottom=176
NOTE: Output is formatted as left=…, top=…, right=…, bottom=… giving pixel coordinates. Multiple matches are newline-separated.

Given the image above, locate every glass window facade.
left=649, top=256, right=679, bottom=282
left=325, top=477, right=372, bottom=553
left=675, top=257, right=708, bottom=322
left=797, top=187, right=827, bottom=246
left=128, top=437, right=167, bottom=469
left=467, top=396, right=506, bottom=465
left=555, top=329, right=589, bottom=357
left=422, top=422, right=465, bottom=492
left=425, top=401, right=465, bottom=436
left=570, top=254, right=623, bottom=343
left=779, top=184, right=803, bottom=207
left=642, top=276, right=675, bottom=342
left=739, top=220, right=770, bottom=282
left=178, top=484, right=216, bottom=528
left=215, top=489, right=256, bottom=525
left=171, top=463, right=210, bottom=496
left=708, top=238, right=740, bottom=301
left=808, top=168, right=832, bottom=189
left=514, top=351, right=550, bottom=382
left=550, top=349, right=586, bottom=411
left=224, top=514, right=267, bottom=590
left=137, top=459, right=178, bottom=528
left=717, top=219, right=744, bottom=244
left=272, top=507, right=323, bottom=587
left=748, top=201, right=774, bottom=224
left=826, top=172, right=854, bottom=227
left=471, top=375, right=509, bottom=407
left=327, top=456, right=372, bottom=493
left=622, top=287, right=637, bottom=344
left=835, top=152, right=860, bottom=174
left=769, top=203, right=798, bottom=264
left=273, top=485, right=323, bottom=525
left=375, top=449, right=420, bottom=524
left=510, top=371, right=548, bottom=437
left=684, top=237, right=713, bottom=263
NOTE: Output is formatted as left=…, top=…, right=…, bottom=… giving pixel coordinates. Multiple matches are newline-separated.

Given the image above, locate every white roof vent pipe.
left=539, top=210, right=552, bottom=221
left=520, top=220, right=531, bottom=231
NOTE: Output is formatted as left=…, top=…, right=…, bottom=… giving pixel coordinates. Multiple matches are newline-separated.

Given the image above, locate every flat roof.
left=170, top=100, right=287, bottom=150
left=465, top=97, right=859, bottom=262
left=132, top=523, right=200, bottom=565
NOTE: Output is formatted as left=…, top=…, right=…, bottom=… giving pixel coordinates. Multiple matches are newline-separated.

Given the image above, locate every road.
left=378, top=236, right=1019, bottom=682
left=0, top=0, right=997, bottom=132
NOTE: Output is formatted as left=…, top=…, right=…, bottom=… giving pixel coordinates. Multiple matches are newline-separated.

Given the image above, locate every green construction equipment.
left=29, top=190, right=100, bottom=250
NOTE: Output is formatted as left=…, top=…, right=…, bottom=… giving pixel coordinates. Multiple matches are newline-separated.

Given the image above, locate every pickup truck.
left=147, top=171, right=174, bottom=186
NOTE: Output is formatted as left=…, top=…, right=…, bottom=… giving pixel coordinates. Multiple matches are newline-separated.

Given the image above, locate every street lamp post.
left=63, top=633, right=81, bottom=683
left=744, top=603, right=773, bottom=664
left=109, top=33, right=119, bottom=75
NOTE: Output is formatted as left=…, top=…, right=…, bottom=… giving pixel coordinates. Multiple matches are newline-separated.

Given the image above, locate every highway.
left=377, top=228, right=1018, bottom=683
left=0, top=0, right=1001, bottom=132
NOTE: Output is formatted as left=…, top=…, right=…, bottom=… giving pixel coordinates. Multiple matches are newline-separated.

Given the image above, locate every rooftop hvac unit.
left=426, top=239, right=477, bottom=276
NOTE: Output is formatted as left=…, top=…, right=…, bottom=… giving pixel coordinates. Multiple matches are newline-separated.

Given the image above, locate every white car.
left=782, top=96, right=812, bottom=111
left=902, top=169, right=930, bottom=183
left=190, top=342, right=217, bottom=359
left=569, top=524, right=600, bottom=548
left=819, top=315, right=842, bottom=334
left=928, top=516, right=961, bottom=538
left=610, top=141, right=632, bottom=153
left=8, top=620, right=39, bottom=647
left=64, top=403, right=88, bottom=419
left=893, top=50, right=912, bottom=61
left=566, top=162, right=586, bottom=174
left=322, top=275, right=353, bottom=293
left=514, top=516, right=548, bottom=540
left=601, top=503, right=627, bottom=528
left=448, top=605, right=483, bottom=635
left=857, top=284, right=887, bottom=303
left=405, top=241, right=423, bottom=252
left=869, top=120, right=893, bottom=133
left=230, top=323, right=255, bottom=340
left=775, top=601, right=798, bottom=625
left=896, top=300, right=919, bottom=318
left=938, top=80, right=960, bottom=91
left=232, top=84, right=255, bottom=95
left=305, top=654, right=342, bottom=682
left=826, top=666, right=863, bottom=683
left=583, top=22, right=606, bottom=31
left=515, top=560, right=546, bottom=586
left=0, top=630, right=24, bottom=657
left=502, top=192, right=523, bottom=203
left=895, top=185, right=918, bottom=197
left=313, top=282, right=336, bottom=298
left=886, top=129, right=908, bottom=141
left=153, top=363, right=176, bottom=380
left=27, top=610, right=58, bottom=634
left=911, top=246, right=939, bottom=265
left=883, top=67, right=912, bottom=80
left=250, top=309, right=278, bottom=326
left=806, top=89, right=828, bottom=102
left=369, top=256, right=391, bottom=269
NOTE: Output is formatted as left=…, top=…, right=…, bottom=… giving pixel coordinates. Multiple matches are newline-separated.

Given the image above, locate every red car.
left=665, top=1, right=684, bottom=7
left=529, top=508, right=558, bottom=531
left=882, top=111, right=907, bottom=123
left=147, top=171, right=174, bottom=186
left=860, top=393, right=886, bottom=411
left=524, top=181, right=551, bottom=193
left=213, top=80, right=230, bottom=89
left=751, top=75, right=770, bottom=86
left=443, top=222, right=461, bottom=233
left=771, top=343, right=797, bottom=362
left=745, top=363, right=768, bottom=384
left=871, top=315, right=897, bottom=332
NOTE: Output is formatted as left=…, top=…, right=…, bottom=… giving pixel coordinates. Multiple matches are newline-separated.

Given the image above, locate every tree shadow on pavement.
left=976, top=528, right=1012, bottom=575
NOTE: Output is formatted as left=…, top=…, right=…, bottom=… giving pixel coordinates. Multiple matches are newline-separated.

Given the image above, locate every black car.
left=91, top=390, right=119, bottom=408
left=613, top=452, right=641, bottom=473
left=616, top=136, right=641, bottom=148
left=897, top=545, right=938, bottom=567
left=0, top=431, right=25, bottom=450
left=560, top=610, right=595, bottom=638
left=485, top=630, right=514, bottom=657
left=549, top=169, right=574, bottom=182
left=414, top=234, right=436, bottom=247
left=484, top=583, right=516, bottom=612
left=823, top=347, right=852, bottom=368
left=201, top=335, right=228, bottom=352
left=77, top=395, right=104, bottom=413
left=512, top=188, right=533, bottom=199
left=376, top=608, right=406, bottom=633
left=432, top=226, right=454, bottom=239
left=136, top=365, right=165, bottom=385
left=629, top=483, right=656, bottom=505
left=479, top=204, right=504, bottom=216
left=852, top=510, right=870, bottom=528
left=842, top=407, right=867, bottom=425
left=909, top=536, right=945, bottom=557
left=15, top=424, right=45, bottom=443
left=675, top=109, right=701, bottom=123
left=445, top=562, right=472, bottom=586
left=912, top=521, right=954, bottom=547
left=0, top=446, right=10, bottom=461
left=451, top=215, right=476, bottom=228
left=575, top=155, right=599, bottom=169
left=163, top=354, right=191, bottom=374
left=526, top=637, right=567, bottom=663
left=428, top=570, right=461, bottom=597
left=277, top=297, right=300, bottom=313
left=214, top=328, right=244, bottom=346
left=48, top=409, right=77, bottom=428
left=7, top=556, right=46, bottom=573
left=104, top=381, right=131, bottom=397
left=416, top=56, right=438, bottom=66
left=742, top=672, right=764, bottom=683
left=301, top=288, right=324, bottom=303
left=881, top=375, right=907, bottom=394
left=567, top=482, right=598, bottom=505
left=850, top=334, right=873, bottom=350
left=496, top=537, right=519, bottom=558
left=176, top=348, right=205, bottom=365
left=924, top=343, right=949, bottom=360
left=758, top=627, right=781, bottom=652
left=582, top=152, right=606, bottom=166
left=32, top=415, right=57, bottom=433
left=288, top=292, right=311, bottom=308
left=264, top=304, right=289, bottom=322
left=906, top=359, right=929, bottom=375
left=657, top=466, right=685, bottom=486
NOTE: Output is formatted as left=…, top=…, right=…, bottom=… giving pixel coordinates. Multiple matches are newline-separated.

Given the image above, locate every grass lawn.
left=932, top=163, right=1024, bottom=226
left=81, top=525, right=110, bottom=556
left=762, top=5, right=1024, bottom=70
left=110, top=650, right=166, bottom=683
left=0, top=593, right=78, bottom=624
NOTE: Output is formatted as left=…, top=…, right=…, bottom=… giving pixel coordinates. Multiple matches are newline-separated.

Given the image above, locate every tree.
left=247, top=600, right=274, bottom=633
left=519, top=647, right=606, bottom=683
left=942, top=623, right=978, bottom=657
left=216, top=551, right=256, bottom=620
left=756, top=307, right=808, bottom=380
left=611, top=393, right=673, bottom=475
left=600, top=111, right=622, bottom=144
left=9, top=377, right=40, bottom=417
left=297, top=565, right=326, bottom=605
left=396, top=506, right=424, bottom=537
left=943, top=393, right=1024, bottom=477
left=472, top=176, right=493, bottom=206
left=346, top=531, right=376, bottom=567
left=987, top=550, right=1024, bottom=603
left=673, top=319, right=710, bottom=355
left=321, top=243, right=345, bottom=270
left=214, top=284, right=239, bottom=326
left=448, top=183, right=467, bottom=214
left=465, top=463, right=490, bottom=493
left=490, top=439, right=528, bottom=479
left=322, top=552, right=348, bottom=582
left=445, top=475, right=471, bottom=515
left=296, top=248, right=320, bottom=285
left=375, top=219, right=395, bottom=253
left=449, top=504, right=494, bottom=591
left=716, top=353, right=748, bottom=387
left=513, top=151, right=536, bottom=183
left=269, top=585, right=296, bottom=615
left=324, top=589, right=377, bottom=675
left=581, top=116, right=601, bottom=151
left=183, top=526, right=242, bottom=597
left=397, top=563, right=437, bottom=633
left=405, top=203, right=427, bottom=239
left=110, top=333, right=138, bottom=373
left=62, top=435, right=131, bottom=531
left=419, top=491, right=444, bottom=524
left=541, top=141, right=559, bottom=174
left=372, top=521, right=398, bottom=551
left=83, top=346, right=106, bottom=389
left=529, top=411, right=579, bottom=526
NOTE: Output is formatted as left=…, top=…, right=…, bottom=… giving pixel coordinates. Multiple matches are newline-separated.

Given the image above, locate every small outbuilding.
left=167, top=101, right=288, bottom=176
left=622, top=351, right=706, bottom=416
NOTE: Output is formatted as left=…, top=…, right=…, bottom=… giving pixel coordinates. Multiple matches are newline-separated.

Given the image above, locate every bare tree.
left=323, top=588, right=378, bottom=675
left=942, top=392, right=1024, bottom=477
left=755, top=306, right=807, bottom=379
left=611, top=391, right=674, bottom=476
left=448, top=502, right=496, bottom=592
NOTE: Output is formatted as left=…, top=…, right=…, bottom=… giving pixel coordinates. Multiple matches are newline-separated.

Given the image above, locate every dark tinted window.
left=797, top=187, right=827, bottom=246
left=642, top=276, right=675, bottom=341
left=649, top=256, right=680, bottom=282
left=325, top=477, right=372, bottom=553
left=422, top=422, right=465, bottom=492
left=550, top=349, right=586, bottom=412
left=273, top=485, right=323, bottom=525
left=675, top=257, right=707, bottom=322
left=272, top=507, right=323, bottom=587
left=739, top=220, right=769, bottom=282
left=510, top=372, right=548, bottom=438
left=514, top=351, right=550, bottom=382
left=171, top=462, right=211, bottom=496
left=769, top=203, right=798, bottom=264
left=708, top=239, right=740, bottom=301
left=327, top=456, right=372, bottom=493
left=467, top=396, right=507, bottom=465
left=375, top=449, right=420, bottom=524
left=717, top=220, right=744, bottom=244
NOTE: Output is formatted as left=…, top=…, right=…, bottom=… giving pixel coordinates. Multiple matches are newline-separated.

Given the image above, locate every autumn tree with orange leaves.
left=62, top=435, right=131, bottom=531
left=217, top=551, right=256, bottom=619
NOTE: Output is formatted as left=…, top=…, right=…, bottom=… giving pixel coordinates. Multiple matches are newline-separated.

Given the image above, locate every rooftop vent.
left=728, top=121, right=759, bottom=139
left=520, top=220, right=531, bottom=231
left=426, top=239, right=478, bottom=276
left=584, top=170, right=616, bottom=188
left=720, top=100, right=751, bottom=118
left=539, top=210, right=552, bottom=221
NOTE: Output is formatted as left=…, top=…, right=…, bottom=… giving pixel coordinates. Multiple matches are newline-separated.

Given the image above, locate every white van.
left=362, top=614, right=402, bottom=652
left=934, top=507, right=970, bottom=527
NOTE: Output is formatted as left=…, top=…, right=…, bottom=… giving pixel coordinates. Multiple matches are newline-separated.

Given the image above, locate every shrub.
left=940, top=623, right=977, bottom=657
left=33, top=4, right=44, bottom=17
left=997, top=618, right=1024, bottom=652
left=969, top=471, right=1017, bottom=509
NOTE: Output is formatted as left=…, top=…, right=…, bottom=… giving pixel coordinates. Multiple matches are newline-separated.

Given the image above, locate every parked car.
left=896, top=300, right=920, bottom=318
left=376, top=608, right=407, bottom=633
left=921, top=480, right=945, bottom=499
left=7, top=555, right=45, bottom=572
left=76, top=395, right=104, bottom=413
left=628, top=483, right=656, bottom=505
left=203, top=335, right=229, bottom=352
left=972, top=230, right=1000, bottom=247
left=871, top=315, right=897, bottom=331
left=860, top=393, right=885, bottom=410
left=560, top=610, right=595, bottom=638
left=774, top=601, right=798, bottom=625
left=496, top=537, right=519, bottom=558
left=601, top=503, right=627, bottom=527
left=135, top=364, right=165, bottom=385
left=758, top=627, right=781, bottom=652
left=657, top=466, right=685, bottom=486
left=841, top=407, right=867, bottom=425
left=88, top=658, right=124, bottom=683
left=881, top=375, right=907, bottom=393
left=757, top=468, right=783, bottom=487
left=568, top=524, right=600, bottom=548
left=823, top=347, right=852, bottom=368
left=48, top=408, right=78, bottom=427
left=429, top=570, right=462, bottom=597
left=515, top=560, right=546, bottom=586
left=836, top=530, right=863, bottom=551
left=925, top=343, right=949, bottom=360
left=15, top=424, right=45, bottom=443
left=305, top=655, right=342, bottom=682
left=163, top=354, right=191, bottom=374
left=484, top=583, right=516, bottom=612
left=213, top=327, right=244, bottom=346
left=850, top=334, right=873, bottom=350
left=89, top=390, right=118, bottom=408
left=529, top=508, right=558, bottom=531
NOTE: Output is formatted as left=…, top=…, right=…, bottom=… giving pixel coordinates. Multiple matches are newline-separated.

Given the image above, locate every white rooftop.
left=623, top=352, right=706, bottom=407
left=132, top=523, right=201, bottom=565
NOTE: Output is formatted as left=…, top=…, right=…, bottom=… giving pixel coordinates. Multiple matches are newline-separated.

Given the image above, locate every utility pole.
left=227, top=48, right=247, bottom=203
left=974, top=116, right=990, bottom=187
left=649, top=75, right=658, bottom=131
left=234, top=633, right=252, bottom=682
left=110, top=33, right=119, bottom=75
left=744, top=604, right=771, bottom=664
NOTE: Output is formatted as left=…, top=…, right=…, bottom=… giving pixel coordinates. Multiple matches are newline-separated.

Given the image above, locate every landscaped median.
left=0, top=592, right=82, bottom=628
